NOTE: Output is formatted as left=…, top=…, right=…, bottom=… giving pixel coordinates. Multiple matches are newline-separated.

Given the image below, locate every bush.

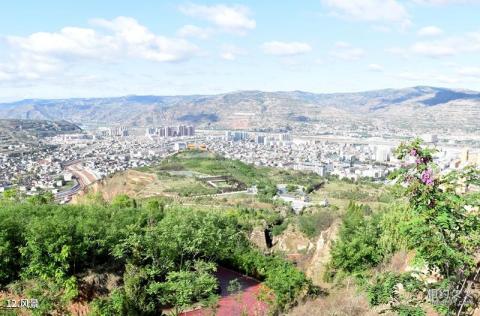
left=90, top=289, right=133, bottom=316
left=228, top=248, right=315, bottom=311
left=305, top=182, right=324, bottom=194
left=329, top=203, right=384, bottom=274
left=0, top=194, right=313, bottom=314
left=286, top=184, right=298, bottom=193
left=111, top=194, right=137, bottom=208
left=297, top=209, right=336, bottom=238
left=271, top=220, right=289, bottom=236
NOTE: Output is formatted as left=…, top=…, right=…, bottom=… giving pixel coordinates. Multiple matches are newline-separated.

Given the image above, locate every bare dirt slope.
left=87, top=170, right=158, bottom=201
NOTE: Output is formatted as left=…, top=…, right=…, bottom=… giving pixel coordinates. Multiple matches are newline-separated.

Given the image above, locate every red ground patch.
left=183, top=267, right=269, bottom=316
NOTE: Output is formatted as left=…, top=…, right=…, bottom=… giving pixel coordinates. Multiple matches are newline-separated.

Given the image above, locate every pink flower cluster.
left=410, top=148, right=431, bottom=164
left=421, top=169, right=434, bottom=186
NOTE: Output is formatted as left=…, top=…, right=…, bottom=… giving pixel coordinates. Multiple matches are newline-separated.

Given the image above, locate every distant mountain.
left=0, top=87, right=479, bottom=131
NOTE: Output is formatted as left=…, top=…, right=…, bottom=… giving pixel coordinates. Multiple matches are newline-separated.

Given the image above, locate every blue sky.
left=1, top=0, right=480, bottom=101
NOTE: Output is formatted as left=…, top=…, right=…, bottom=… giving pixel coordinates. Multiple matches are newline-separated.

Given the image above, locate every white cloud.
left=220, top=44, right=245, bottom=60
left=7, top=17, right=199, bottom=63
left=1, top=17, right=199, bottom=82
left=385, top=47, right=407, bottom=55
left=417, top=26, right=443, bottom=37
left=177, top=24, right=212, bottom=39
left=394, top=72, right=425, bottom=81
left=179, top=3, right=255, bottom=35
left=410, top=32, right=480, bottom=57
left=330, top=41, right=365, bottom=61
left=262, top=41, right=312, bottom=56
left=372, top=25, right=392, bottom=33
left=368, top=63, right=384, bottom=72
left=434, top=75, right=460, bottom=84
left=392, top=71, right=462, bottom=84
left=410, top=41, right=457, bottom=57
left=7, top=27, right=117, bottom=60
left=91, top=17, right=198, bottom=62
left=457, top=66, right=480, bottom=77
left=322, top=0, right=411, bottom=28
left=0, top=50, right=66, bottom=81
left=412, top=0, right=480, bottom=5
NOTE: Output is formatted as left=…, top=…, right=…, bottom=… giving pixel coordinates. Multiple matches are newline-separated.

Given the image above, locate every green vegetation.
left=4, top=143, right=476, bottom=315
left=286, top=184, right=298, bottom=193
left=327, top=203, right=385, bottom=276
left=329, top=187, right=371, bottom=201
left=159, top=151, right=263, bottom=185
left=164, top=181, right=218, bottom=197
left=0, top=190, right=314, bottom=315
left=309, top=177, right=396, bottom=211
left=297, top=208, right=337, bottom=239
left=271, top=220, right=290, bottom=236
left=326, top=140, right=480, bottom=315
left=156, top=150, right=324, bottom=201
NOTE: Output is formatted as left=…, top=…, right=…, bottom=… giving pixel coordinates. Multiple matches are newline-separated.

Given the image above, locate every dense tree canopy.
left=0, top=192, right=313, bottom=315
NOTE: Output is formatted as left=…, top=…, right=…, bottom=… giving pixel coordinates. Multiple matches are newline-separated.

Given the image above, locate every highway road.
left=55, top=162, right=99, bottom=203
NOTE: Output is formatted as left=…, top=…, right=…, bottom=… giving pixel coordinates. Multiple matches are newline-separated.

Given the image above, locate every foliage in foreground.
left=327, top=139, right=480, bottom=315
left=0, top=193, right=314, bottom=315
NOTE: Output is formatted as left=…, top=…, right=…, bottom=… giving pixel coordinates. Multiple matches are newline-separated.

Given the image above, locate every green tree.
left=390, top=139, right=480, bottom=314
left=1, top=188, right=20, bottom=202
left=329, top=202, right=383, bottom=274
left=26, top=192, right=54, bottom=205
left=111, top=194, right=137, bottom=208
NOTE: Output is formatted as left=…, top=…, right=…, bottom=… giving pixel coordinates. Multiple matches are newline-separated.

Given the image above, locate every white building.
left=174, top=142, right=187, bottom=151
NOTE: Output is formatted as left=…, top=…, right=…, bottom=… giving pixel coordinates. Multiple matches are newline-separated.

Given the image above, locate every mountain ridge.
left=1, top=86, right=479, bottom=130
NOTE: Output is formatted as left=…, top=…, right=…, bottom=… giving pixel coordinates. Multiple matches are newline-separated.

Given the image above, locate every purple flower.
left=421, top=169, right=434, bottom=186
left=415, top=156, right=431, bottom=165
left=410, top=149, right=417, bottom=157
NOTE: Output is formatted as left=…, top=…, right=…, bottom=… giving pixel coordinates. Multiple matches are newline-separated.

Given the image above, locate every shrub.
left=329, top=203, right=384, bottom=274
left=271, top=220, right=289, bottom=236
left=297, top=209, right=336, bottom=238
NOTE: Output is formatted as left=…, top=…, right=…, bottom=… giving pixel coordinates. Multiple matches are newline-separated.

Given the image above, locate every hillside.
left=0, top=86, right=479, bottom=131
left=1, top=151, right=329, bottom=315
left=1, top=145, right=479, bottom=315
left=0, top=119, right=81, bottom=151
left=72, top=148, right=480, bottom=316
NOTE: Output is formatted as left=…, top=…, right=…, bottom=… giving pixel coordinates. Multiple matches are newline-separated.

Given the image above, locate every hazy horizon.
left=1, top=84, right=479, bottom=104
left=1, top=1, right=480, bottom=101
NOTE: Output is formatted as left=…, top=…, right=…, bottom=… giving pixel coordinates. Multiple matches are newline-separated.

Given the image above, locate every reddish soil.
left=183, top=267, right=269, bottom=316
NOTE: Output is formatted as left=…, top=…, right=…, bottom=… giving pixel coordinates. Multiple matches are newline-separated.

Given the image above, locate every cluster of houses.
left=0, top=134, right=176, bottom=195
left=2, top=126, right=478, bottom=200
left=201, top=131, right=479, bottom=182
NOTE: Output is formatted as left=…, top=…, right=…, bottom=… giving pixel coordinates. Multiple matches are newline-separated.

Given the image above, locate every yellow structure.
left=459, top=148, right=480, bottom=166
left=186, top=143, right=208, bottom=151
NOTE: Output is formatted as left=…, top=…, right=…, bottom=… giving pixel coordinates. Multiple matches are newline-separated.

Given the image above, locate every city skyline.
left=1, top=0, right=480, bottom=101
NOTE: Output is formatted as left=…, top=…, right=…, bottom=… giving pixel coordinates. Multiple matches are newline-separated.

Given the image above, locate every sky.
left=1, top=0, right=480, bottom=101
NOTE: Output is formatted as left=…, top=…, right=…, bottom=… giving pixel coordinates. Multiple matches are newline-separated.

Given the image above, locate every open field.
left=94, top=151, right=400, bottom=216
left=309, top=179, right=402, bottom=211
